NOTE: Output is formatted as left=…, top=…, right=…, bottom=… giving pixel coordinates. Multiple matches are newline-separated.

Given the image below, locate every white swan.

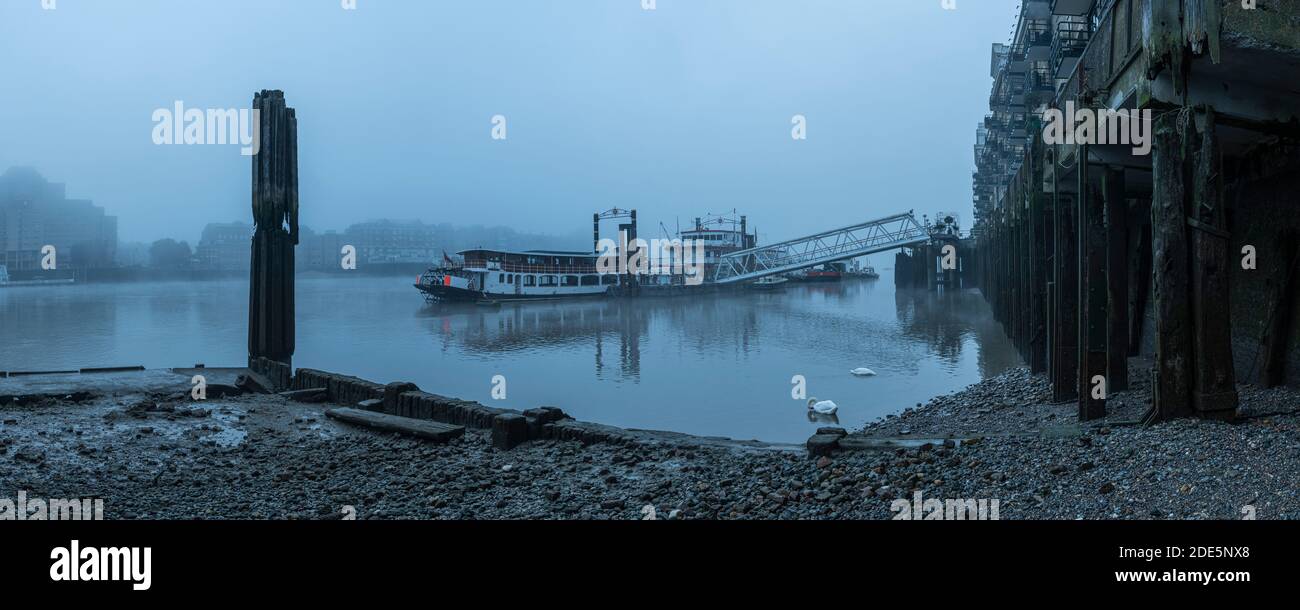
left=807, top=398, right=838, bottom=415
left=850, top=368, right=877, bottom=377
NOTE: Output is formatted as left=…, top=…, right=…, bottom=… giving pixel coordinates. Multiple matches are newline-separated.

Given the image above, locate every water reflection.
left=1, top=273, right=1021, bottom=442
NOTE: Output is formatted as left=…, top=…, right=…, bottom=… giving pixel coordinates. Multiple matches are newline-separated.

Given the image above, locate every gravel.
left=2, top=365, right=1297, bottom=520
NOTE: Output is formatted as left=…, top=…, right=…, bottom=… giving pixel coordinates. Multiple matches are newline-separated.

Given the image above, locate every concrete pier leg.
left=1104, top=166, right=1130, bottom=392
left=1078, top=150, right=1106, bottom=421
left=1148, top=111, right=1194, bottom=423
left=1188, top=107, right=1238, bottom=419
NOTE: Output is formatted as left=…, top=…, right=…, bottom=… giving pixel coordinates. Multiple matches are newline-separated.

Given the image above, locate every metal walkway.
left=713, top=212, right=929, bottom=284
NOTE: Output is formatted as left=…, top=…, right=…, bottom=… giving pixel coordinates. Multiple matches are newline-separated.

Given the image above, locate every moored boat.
left=415, top=249, right=621, bottom=303
left=747, top=276, right=789, bottom=290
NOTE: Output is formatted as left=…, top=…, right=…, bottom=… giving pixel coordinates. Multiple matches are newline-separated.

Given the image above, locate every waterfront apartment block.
left=973, top=0, right=1300, bottom=422
left=195, top=222, right=253, bottom=272
left=0, top=167, right=117, bottom=272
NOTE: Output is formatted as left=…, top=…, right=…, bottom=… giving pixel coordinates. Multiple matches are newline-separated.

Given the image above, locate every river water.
left=0, top=271, right=1020, bottom=443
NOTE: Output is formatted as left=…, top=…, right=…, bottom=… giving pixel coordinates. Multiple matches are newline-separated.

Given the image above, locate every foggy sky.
left=1, top=0, right=1018, bottom=245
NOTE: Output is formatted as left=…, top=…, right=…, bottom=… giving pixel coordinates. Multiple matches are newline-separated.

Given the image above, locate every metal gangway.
left=713, top=212, right=929, bottom=284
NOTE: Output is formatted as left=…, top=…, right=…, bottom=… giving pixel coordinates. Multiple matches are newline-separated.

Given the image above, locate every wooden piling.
left=1188, top=107, right=1238, bottom=419
left=1052, top=187, right=1079, bottom=402
left=248, top=90, right=299, bottom=369
left=1148, top=111, right=1194, bottom=423
left=1078, top=149, right=1107, bottom=421
left=1104, top=166, right=1130, bottom=392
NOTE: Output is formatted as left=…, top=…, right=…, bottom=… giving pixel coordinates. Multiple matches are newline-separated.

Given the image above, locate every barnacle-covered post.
left=248, top=90, right=298, bottom=369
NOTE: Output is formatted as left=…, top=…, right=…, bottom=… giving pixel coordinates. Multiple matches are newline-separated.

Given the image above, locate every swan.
left=850, top=368, right=877, bottom=377
left=807, top=398, right=838, bottom=415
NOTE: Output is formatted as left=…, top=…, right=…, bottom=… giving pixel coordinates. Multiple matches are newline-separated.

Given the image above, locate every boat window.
left=601, top=274, right=618, bottom=285
left=562, top=275, right=579, bottom=287
left=539, top=275, right=558, bottom=287
left=581, top=275, right=599, bottom=286
left=524, top=275, right=536, bottom=287
left=507, top=274, right=514, bottom=284
left=499, top=273, right=505, bottom=283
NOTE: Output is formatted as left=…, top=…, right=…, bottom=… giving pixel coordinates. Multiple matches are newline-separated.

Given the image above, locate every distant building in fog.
left=0, top=167, right=117, bottom=271
left=298, top=226, right=349, bottom=271
left=195, top=222, right=251, bottom=271
left=346, top=219, right=438, bottom=265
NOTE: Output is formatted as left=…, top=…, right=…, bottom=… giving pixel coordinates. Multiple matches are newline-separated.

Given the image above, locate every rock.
left=815, top=427, right=848, bottom=437
left=806, top=434, right=841, bottom=457
left=1098, top=482, right=1115, bottom=494
left=357, top=398, right=384, bottom=412
left=816, top=456, right=832, bottom=469
left=13, top=446, right=44, bottom=463
left=234, top=374, right=271, bottom=395
left=601, top=498, right=624, bottom=510
left=491, top=413, right=528, bottom=451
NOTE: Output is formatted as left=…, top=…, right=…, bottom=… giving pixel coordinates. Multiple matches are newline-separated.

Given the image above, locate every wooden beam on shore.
left=325, top=407, right=466, bottom=442
left=1188, top=107, right=1238, bottom=419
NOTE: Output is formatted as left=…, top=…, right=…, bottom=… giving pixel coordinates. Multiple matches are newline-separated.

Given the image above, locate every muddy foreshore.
left=2, top=364, right=1297, bottom=520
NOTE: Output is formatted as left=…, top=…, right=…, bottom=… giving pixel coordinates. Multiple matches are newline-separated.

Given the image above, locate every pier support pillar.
left=1104, top=166, right=1130, bottom=392
left=248, top=90, right=299, bottom=370
left=1148, top=112, right=1194, bottom=423
left=1188, top=107, right=1238, bottom=419
left=1052, top=193, right=1079, bottom=402
left=1078, top=148, right=1106, bottom=421
left=1029, top=181, right=1049, bottom=374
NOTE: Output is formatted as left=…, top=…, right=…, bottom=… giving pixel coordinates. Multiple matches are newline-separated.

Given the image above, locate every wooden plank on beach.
left=325, top=407, right=465, bottom=442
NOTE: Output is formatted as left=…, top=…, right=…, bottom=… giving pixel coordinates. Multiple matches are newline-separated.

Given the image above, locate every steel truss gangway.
left=712, top=212, right=929, bottom=284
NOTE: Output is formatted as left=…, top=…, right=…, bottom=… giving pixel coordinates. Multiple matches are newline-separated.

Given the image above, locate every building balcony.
left=1050, top=16, right=1091, bottom=78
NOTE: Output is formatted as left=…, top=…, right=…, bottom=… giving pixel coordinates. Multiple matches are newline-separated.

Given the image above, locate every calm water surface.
left=0, top=271, right=1020, bottom=442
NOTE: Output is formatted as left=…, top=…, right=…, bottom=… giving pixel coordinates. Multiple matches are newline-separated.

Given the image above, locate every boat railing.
left=463, top=260, right=601, bottom=275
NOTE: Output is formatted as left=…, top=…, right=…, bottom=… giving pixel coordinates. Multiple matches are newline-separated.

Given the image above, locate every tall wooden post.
left=1104, top=166, right=1130, bottom=392
left=1148, top=111, right=1194, bottom=423
left=248, top=90, right=299, bottom=369
left=1052, top=187, right=1079, bottom=401
left=1078, top=148, right=1107, bottom=421
left=1188, top=107, right=1238, bottom=419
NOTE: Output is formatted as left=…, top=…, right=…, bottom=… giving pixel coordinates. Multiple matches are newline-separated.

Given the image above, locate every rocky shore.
left=2, top=364, right=1297, bottom=520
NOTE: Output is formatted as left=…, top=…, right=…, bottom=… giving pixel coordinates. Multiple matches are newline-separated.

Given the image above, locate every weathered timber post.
left=1147, top=111, right=1194, bottom=423
left=1029, top=168, right=1049, bottom=374
left=1052, top=189, right=1079, bottom=401
left=1188, top=107, right=1238, bottom=419
left=1104, top=166, right=1130, bottom=392
left=248, top=90, right=299, bottom=369
left=1129, top=221, right=1153, bottom=355
left=1262, top=232, right=1297, bottom=387
left=1078, top=147, right=1106, bottom=420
